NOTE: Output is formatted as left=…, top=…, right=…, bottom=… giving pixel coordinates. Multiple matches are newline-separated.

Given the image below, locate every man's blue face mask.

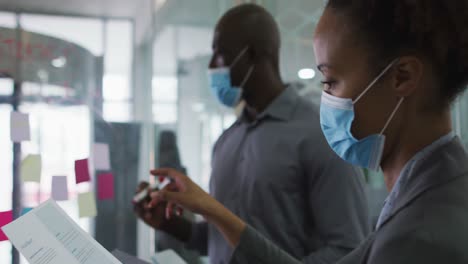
left=320, top=59, right=404, bottom=171
left=207, top=47, right=254, bottom=108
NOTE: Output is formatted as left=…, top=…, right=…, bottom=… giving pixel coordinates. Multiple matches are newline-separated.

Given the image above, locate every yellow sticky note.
left=78, top=192, right=97, bottom=218
left=21, top=154, right=42, bottom=183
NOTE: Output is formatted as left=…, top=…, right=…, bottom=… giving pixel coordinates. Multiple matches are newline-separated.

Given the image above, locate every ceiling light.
left=51, top=56, right=67, bottom=68
left=298, top=68, right=316, bottom=80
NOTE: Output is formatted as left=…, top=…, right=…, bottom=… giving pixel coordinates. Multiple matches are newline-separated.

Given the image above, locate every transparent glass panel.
left=0, top=104, right=13, bottom=264
left=152, top=76, right=178, bottom=102
left=103, top=74, right=131, bottom=101
left=20, top=14, right=104, bottom=56
left=0, top=12, right=16, bottom=28
left=105, top=20, right=132, bottom=76
left=153, top=103, right=177, bottom=124
left=0, top=78, right=14, bottom=96
left=103, top=101, right=132, bottom=122
left=19, top=102, right=91, bottom=227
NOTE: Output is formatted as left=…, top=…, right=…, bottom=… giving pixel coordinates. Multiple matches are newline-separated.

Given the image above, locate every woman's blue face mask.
left=320, top=59, right=404, bottom=171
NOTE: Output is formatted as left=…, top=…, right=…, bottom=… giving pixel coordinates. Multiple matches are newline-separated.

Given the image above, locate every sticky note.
left=78, top=192, right=97, bottom=218
left=75, top=159, right=90, bottom=184
left=21, top=154, right=42, bottom=183
left=93, top=143, right=111, bottom=171
left=97, top=173, right=114, bottom=200
left=10, top=111, right=31, bottom=142
left=51, top=176, right=69, bottom=201
left=0, top=210, right=13, bottom=241
left=21, top=207, right=33, bottom=216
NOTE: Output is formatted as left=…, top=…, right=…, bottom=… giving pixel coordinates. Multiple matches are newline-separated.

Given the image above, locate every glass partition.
left=0, top=12, right=135, bottom=264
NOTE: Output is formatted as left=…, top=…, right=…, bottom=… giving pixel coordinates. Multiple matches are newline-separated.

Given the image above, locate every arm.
left=149, top=168, right=301, bottom=264
left=301, top=151, right=371, bottom=263
left=231, top=225, right=302, bottom=264
left=369, top=229, right=447, bottom=264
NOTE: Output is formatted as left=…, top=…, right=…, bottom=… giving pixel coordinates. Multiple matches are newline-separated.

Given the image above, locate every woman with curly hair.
left=148, top=1, right=468, bottom=263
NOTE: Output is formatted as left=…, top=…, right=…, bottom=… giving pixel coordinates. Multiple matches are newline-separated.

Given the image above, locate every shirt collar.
left=385, top=131, right=456, bottom=200
left=239, top=86, right=299, bottom=123
left=376, top=131, right=456, bottom=229
left=399, top=131, right=456, bottom=181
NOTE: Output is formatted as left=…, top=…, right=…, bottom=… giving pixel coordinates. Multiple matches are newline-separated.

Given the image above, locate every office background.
left=0, top=0, right=467, bottom=263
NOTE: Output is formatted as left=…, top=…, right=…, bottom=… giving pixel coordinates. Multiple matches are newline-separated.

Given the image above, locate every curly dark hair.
left=326, top=0, right=468, bottom=104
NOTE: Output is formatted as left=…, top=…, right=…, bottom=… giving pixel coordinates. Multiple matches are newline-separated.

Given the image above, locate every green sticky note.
left=78, top=192, right=97, bottom=218
left=21, top=154, right=42, bottom=183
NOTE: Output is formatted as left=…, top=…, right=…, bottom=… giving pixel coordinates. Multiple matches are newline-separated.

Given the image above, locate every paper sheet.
left=78, top=192, right=97, bottom=218
left=1, top=200, right=121, bottom=264
left=93, top=143, right=111, bottom=171
left=21, top=154, right=42, bottom=183
left=10, top=111, right=31, bottom=142
left=75, top=159, right=91, bottom=184
left=98, top=173, right=114, bottom=200
left=51, top=176, right=69, bottom=201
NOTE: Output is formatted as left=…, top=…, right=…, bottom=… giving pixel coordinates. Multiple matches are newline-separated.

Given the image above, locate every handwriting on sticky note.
left=10, top=111, right=31, bottom=143
left=52, top=176, right=69, bottom=201
left=93, top=143, right=111, bottom=171
left=21, top=154, right=42, bottom=183
left=98, top=173, right=114, bottom=200
left=0, top=211, right=13, bottom=241
left=78, top=192, right=97, bottom=218
left=75, top=159, right=90, bottom=184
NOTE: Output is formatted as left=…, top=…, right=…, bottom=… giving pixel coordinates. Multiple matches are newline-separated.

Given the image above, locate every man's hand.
left=133, top=181, right=167, bottom=229
left=149, top=168, right=247, bottom=248
left=133, top=181, right=193, bottom=242
left=149, top=169, right=215, bottom=217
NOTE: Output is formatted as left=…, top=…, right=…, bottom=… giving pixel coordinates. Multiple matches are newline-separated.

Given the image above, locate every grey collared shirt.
left=189, top=87, right=370, bottom=264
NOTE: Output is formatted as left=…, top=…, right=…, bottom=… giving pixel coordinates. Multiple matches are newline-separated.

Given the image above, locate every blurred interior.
left=0, top=0, right=467, bottom=263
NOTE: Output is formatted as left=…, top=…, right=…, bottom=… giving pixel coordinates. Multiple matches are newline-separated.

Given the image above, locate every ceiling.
left=0, top=0, right=147, bottom=18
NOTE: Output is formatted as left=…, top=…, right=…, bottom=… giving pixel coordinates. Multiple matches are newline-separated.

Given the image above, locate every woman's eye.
left=321, top=81, right=336, bottom=91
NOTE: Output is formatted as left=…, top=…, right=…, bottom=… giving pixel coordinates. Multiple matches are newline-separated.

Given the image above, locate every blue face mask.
left=208, top=47, right=254, bottom=108
left=320, top=59, right=404, bottom=171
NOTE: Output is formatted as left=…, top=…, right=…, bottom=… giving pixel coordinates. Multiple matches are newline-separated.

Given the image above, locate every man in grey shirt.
left=134, top=4, right=369, bottom=264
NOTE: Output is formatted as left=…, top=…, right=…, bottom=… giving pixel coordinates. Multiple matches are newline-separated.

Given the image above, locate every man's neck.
left=244, top=77, right=285, bottom=115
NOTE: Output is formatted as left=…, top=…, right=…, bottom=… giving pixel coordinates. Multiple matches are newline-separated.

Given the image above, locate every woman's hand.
left=148, top=168, right=247, bottom=248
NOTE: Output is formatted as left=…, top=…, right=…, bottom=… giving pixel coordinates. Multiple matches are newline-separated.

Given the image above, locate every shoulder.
left=291, top=95, right=320, bottom=124
left=289, top=97, right=338, bottom=159
left=371, top=175, right=468, bottom=263
left=212, top=120, right=240, bottom=154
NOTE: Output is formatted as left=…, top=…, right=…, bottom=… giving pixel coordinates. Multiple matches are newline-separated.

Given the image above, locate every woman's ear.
left=393, top=56, right=424, bottom=97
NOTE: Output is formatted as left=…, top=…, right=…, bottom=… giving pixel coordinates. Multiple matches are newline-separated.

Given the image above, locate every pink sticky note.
left=98, top=173, right=114, bottom=200
left=75, top=159, right=91, bottom=184
left=0, top=211, right=13, bottom=241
